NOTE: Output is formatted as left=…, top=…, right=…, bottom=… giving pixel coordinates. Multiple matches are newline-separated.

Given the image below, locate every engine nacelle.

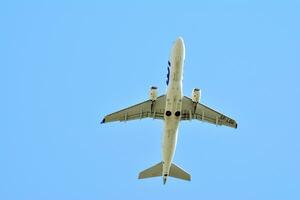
left=149, top=86, right=158, bottom=101
left=192, top=88, right=201, bottom=103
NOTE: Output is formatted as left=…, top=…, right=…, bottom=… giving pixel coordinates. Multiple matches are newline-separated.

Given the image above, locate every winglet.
left=101, top=118, right=106, bottom=124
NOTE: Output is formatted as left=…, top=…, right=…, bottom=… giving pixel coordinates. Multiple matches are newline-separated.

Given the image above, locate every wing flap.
left=181, top=96, right=237, bottom=128
left=101, top=95, right=166, bottom=123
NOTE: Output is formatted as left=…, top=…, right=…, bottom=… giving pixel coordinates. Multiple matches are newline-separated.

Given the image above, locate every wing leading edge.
left=181, top=96, right=237, bottom=128
left=101, top=95, right=166, bottom=124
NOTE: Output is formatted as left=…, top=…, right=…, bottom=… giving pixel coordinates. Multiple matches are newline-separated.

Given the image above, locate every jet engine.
left=149, top=86, right=158, bottom=101
left=192, top=88, right=201, bottom=103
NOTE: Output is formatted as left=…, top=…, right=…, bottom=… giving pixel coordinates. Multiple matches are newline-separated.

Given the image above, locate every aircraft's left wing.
left=101, top=95, right=166, bottom=123
left=181, top=96, right=237, bottom=128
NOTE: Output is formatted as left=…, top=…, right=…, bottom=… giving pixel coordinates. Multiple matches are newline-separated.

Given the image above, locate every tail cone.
left=163, top=177, right=167, bottom=185
left=163, top=173, right=168, bottom=185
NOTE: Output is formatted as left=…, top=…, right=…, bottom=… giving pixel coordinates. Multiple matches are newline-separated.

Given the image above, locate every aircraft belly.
left=162, top=81, right=182, bottom=175
left=162, top=119, right=179, bottom=173
left=161, top=36, right=184, bottom=178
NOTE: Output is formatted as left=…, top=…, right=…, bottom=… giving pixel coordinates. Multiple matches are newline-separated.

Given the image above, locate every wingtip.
left=138, top=172, right=143, bottom=179
left=101, top=118, right=105, bottom=124
left=235, top=123, right=238, bottom=129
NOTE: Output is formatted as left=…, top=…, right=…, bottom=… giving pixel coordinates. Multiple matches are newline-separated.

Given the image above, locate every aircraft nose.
left=173, top=36, right=185, bottom=59
left=177, top=36, right=184, bottom=44
left=175, top=37, right=184, bottom=49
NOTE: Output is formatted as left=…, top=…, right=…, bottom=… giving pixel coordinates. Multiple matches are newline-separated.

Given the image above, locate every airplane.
left=101, top=37, right=237, bottom=184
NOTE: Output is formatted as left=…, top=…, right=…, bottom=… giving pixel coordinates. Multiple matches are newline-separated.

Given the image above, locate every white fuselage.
left=162, top=37, right=185, bottom=179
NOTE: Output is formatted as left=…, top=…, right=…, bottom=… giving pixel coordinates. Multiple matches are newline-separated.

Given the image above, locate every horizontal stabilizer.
left=138, top=162, right=163, bottom=179
left=169, top=163, right=191, bottom=181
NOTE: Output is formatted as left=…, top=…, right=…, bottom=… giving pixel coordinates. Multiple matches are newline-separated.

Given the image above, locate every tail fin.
left=169, top=163, right=191, bottom=181
left=138, top=162, right=163, bottom=179
left=138, top=162, right=191, bottom=182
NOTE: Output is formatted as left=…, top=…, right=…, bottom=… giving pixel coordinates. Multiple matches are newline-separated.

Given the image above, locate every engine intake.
left=149, top=86, right=158, bottom=101
left=192, top=88, right=201, bottom=103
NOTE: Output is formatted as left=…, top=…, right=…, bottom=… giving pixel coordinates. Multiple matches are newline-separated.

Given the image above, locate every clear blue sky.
left=1, top=1, right=300, bottom=199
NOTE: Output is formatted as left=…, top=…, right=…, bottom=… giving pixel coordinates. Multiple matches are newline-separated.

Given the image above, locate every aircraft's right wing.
left=101, top=95, right=166, bottom=123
